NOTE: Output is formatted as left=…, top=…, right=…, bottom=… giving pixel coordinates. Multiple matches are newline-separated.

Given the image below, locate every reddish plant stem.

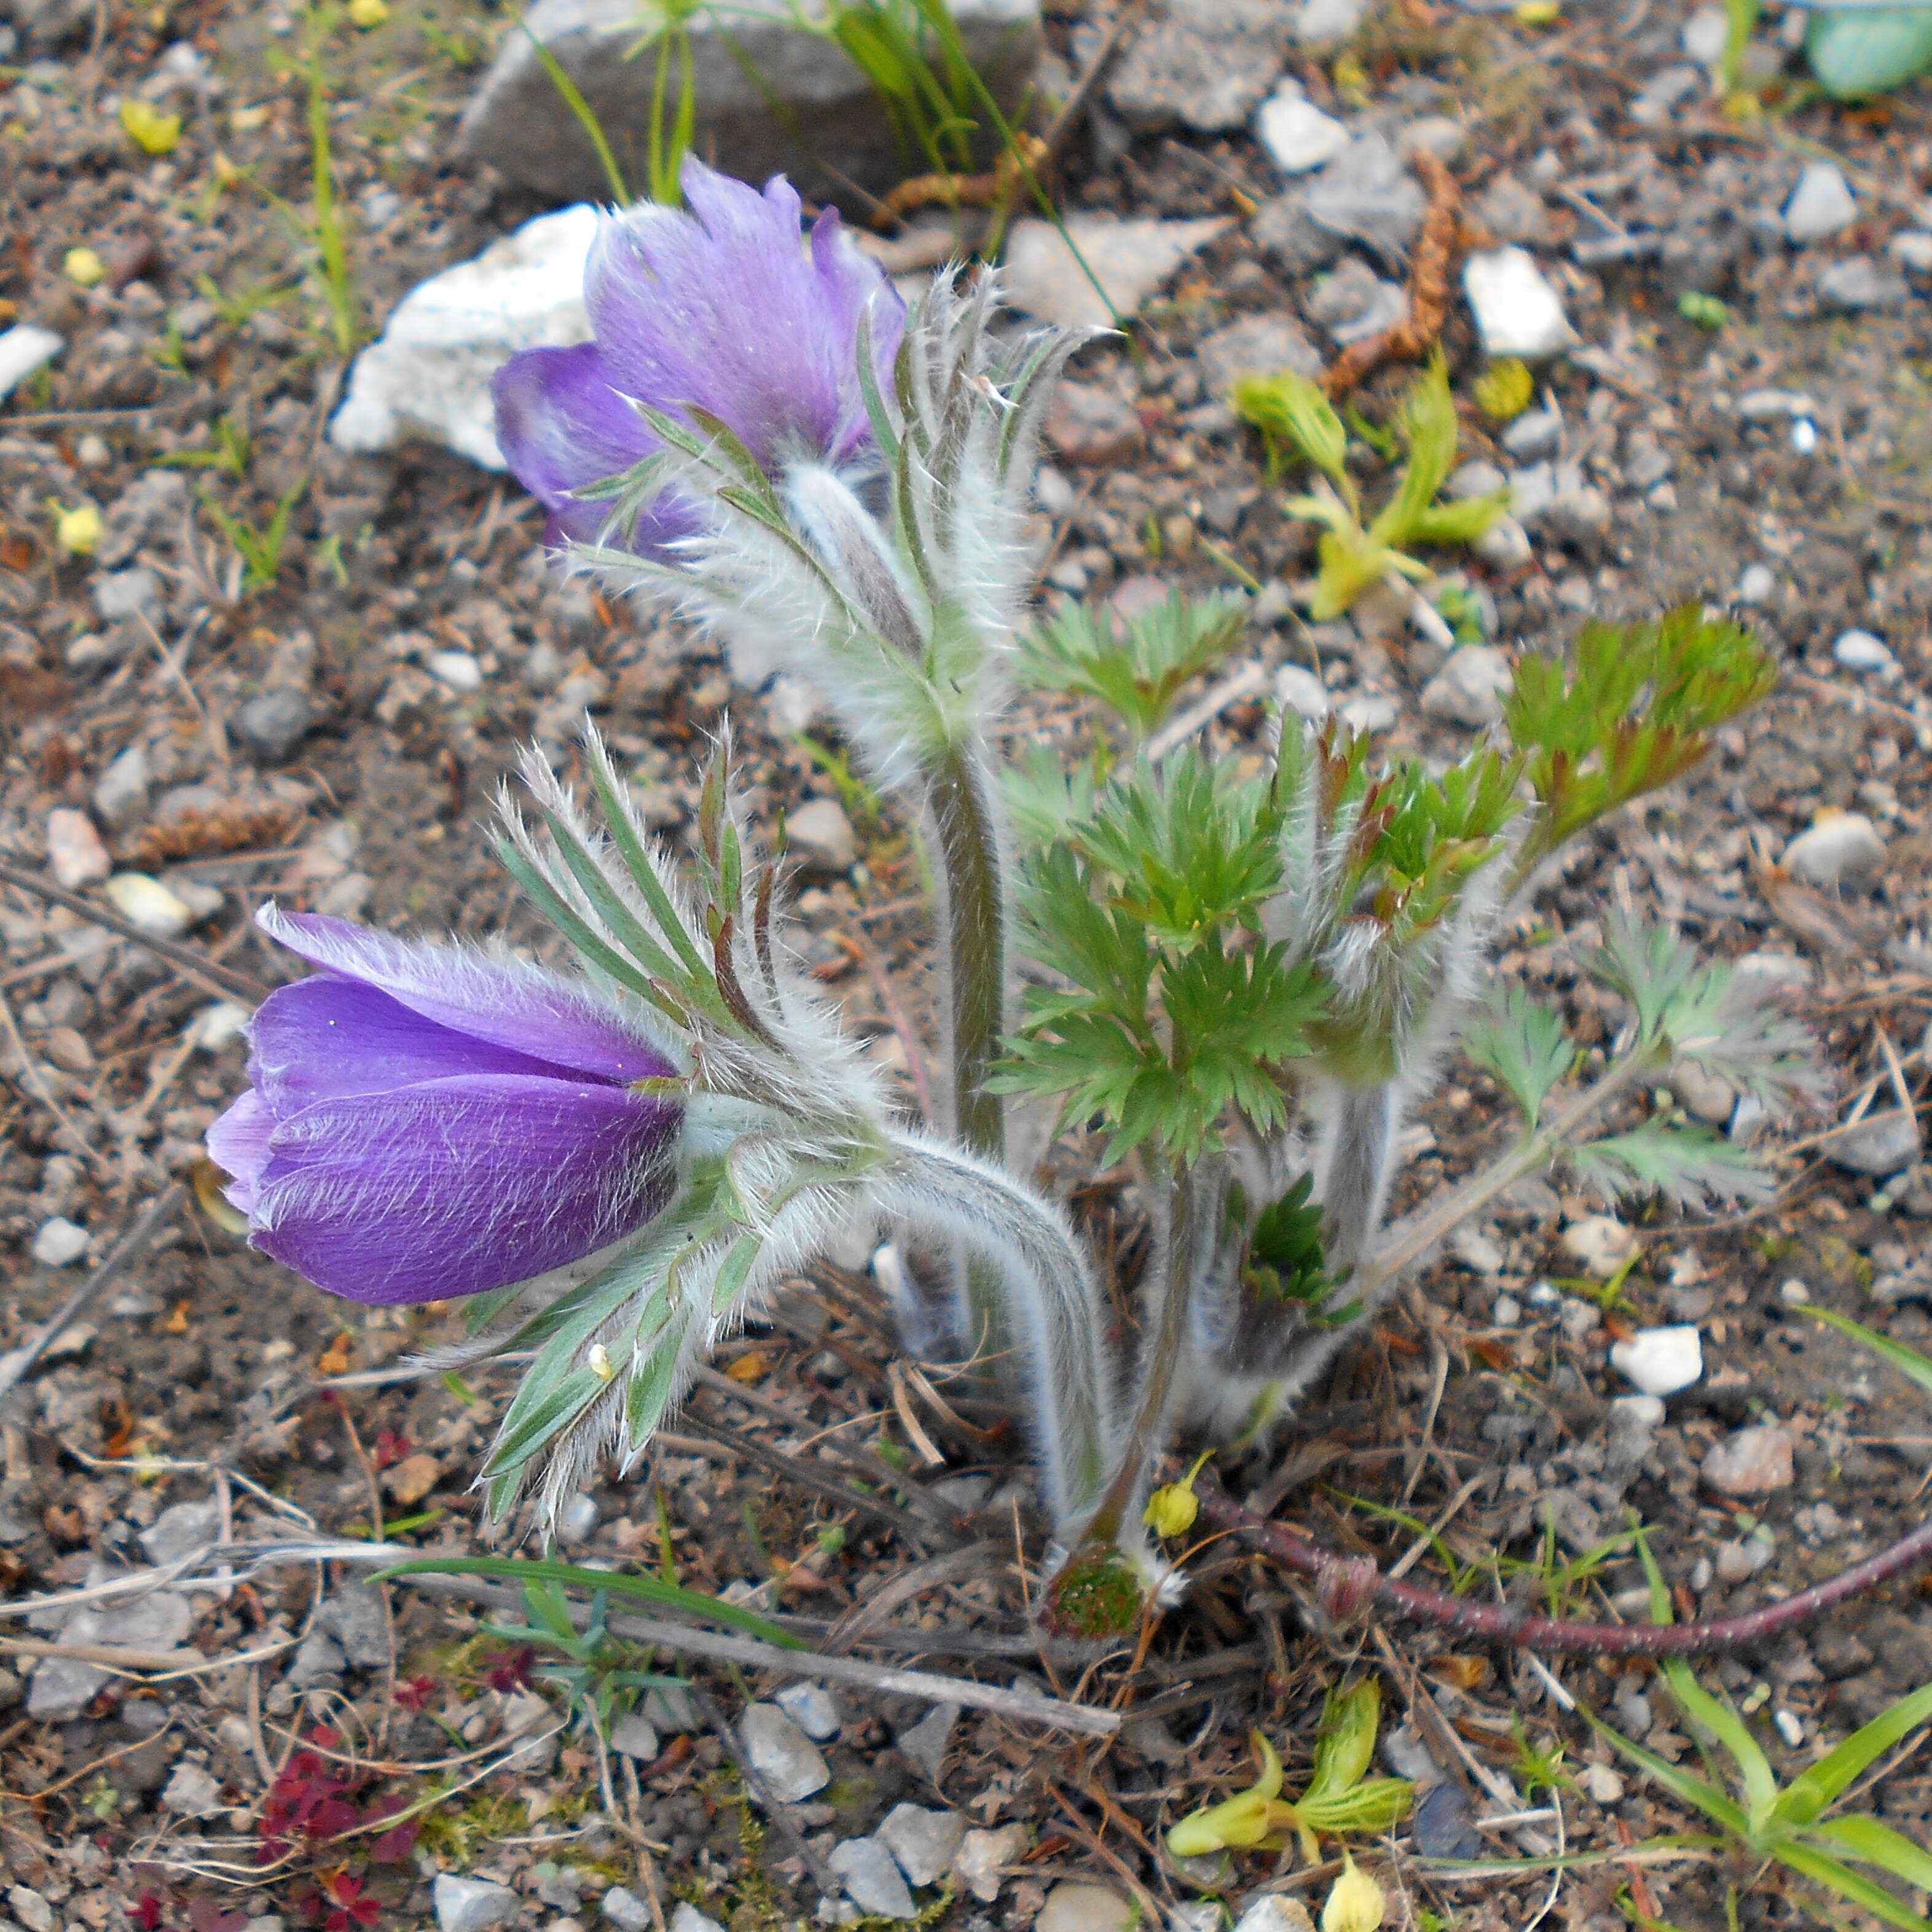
left=1193, top=1473, right=1932, bottom=1657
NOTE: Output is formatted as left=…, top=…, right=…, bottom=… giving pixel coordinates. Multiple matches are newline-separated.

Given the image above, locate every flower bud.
left=1144, top=1482, right=1198, bottom=1538
left=1321, top=1855, right=1384, bottom=1932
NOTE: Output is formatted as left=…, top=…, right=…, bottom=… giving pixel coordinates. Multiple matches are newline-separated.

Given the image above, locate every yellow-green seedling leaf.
left=348, top=0, right=388, bottom=23
left=1145, top=1449, right=1214, bottom=1537
left=1231, top=369, right=1351, bottom=485
left=1475, top=359, right=1535, bottom=421
left=50, top=501, right=101, bottom=555
left=120, top=100, right=182, bottom=155
left=1322, top=1855, right=1386, bottom=1932
left=64, top=248, right=107, bottom=288
left=1168, top=1731, right=1291, bottom=1856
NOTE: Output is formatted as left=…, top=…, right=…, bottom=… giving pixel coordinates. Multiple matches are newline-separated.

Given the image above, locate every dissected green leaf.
left=1463, top=983, right=1574, bottom=1125
left=1563, top=1118, right=1776, bottom=1209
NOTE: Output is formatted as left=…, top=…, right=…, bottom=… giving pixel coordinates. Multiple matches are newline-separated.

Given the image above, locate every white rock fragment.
left=1785, top=163, right=1857, bottom=244
left=1580, top=1761, right=1625, bottom=1803
left=1255, top=84, right=1349, bottom=174
left=1295, top=0, right=1364, bottom=42
left=0, top=326, right=64, bottom=403
left=787, top=797, right=858, bottom=874
left=828, top=1838, right=916, bottom=1919
left=1274, top=663, right=1332, bottom=722
left=1038, top=1884, right=1137, bottom=1932
left=1831, top=1107, right=1922, bottom=1178
left=433, top=1875, right=520, bottom=1932
left=738, top=1703, right=828, bottom=1803
left=1003, top=216, right=1233, bottom=330
left=601, top=1890, right=651, bottom=1932
left=1463, top=248, right=1579, bottom=360
left=878, top=1804, right=967, bottom=1888
left=92, top=745, right=151, bottom=832
left=1833, top=629, right=1896, bottom=676
left=425, top=648, right=484, bottom=693
left=45, top=810, right=111, bottom=890
left=331, top=205, right=600, bottom=469
left=1703, top=1424, right=1795, bottom=1497
left=1610, top=1325, right=1703, bottom=1398
left=104, top=872, right=195, bottom=938
left=775, top=1679, right=842, bottom=1741
left=161, top=1761, right=227, bottom=1818
left=1682, top=6, right=1730, bottom=63
left=1561, top=1216, right=1638, bottom=1279
left=1420, top=645, right=1512, bottom=728
left=952, top=1823, right=1028, bottom=1903
left=1782, top=811, right=1885, bottom=889
left=1231, top=1899, right=1316, bottom=1932
left=667, top=1906, right=725, bottom=1932
left=189, top=1002, right=251, bottom=1051
left=31, top=1219, right=91, bottom=1268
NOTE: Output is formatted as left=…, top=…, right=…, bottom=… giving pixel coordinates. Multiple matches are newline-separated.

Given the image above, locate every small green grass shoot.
left=201, top=479, right=307, bottom=592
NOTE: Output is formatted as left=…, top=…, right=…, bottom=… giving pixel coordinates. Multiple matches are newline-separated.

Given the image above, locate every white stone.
left=331, top=205, right=600, bottom=470
left=895, top=1700, right=959, bottom=1782
left=668, top=1907, right=724, bottom=1932
left=952, top=1823, right=1027, bottom=1902
left=739, top=1702, right=829, bottom=1803
left=1003, top=216, right=1233, bottom=330
left=1501, top=406, right=1561, bottom=460
left=1783, top=811, right=1885, bottom=889
left=1037, top=1884, right=1137, bottom=1932
left=776, top=1679, right=843, bottom=1740
left=139, top=1496, right=221, bottom=1566
left=1830, top=1107, right=1922, bottom=1178
left=433, top=1875, right=520, bottom=1932
left=189, top=1002, right=251, bottom=1051
left=1703, top=1425, right=1795, bottom=1496
left=92, top=745, right=151, bottom=831
left=1561, top=1215, right=1637, bottom=1279
left=602, top=1890, right=651, bottom=1932
left=1889, top=230, right=1932, bottom=275
left=1338, top=691, right=1399, bottom=734
left=1833, top=629, right=1895, bottom=675
left=161, top=1761, right=227, bottom=1818
left=1735, top=562, right=1776, bottom=605
left=1610, top=1325, right=1703, bottom=1398
left=1474, top=514, right=1533, bottom=570
left=426, top=648, right=484, bottom=693
left=1231, top=1899, right=1316, bottom=1932
left=0, top=326, right=63, bottom=402
left=104, top=873, right=194, bottom=938
left=1274, top=663, right=1332, bottom=722
left=31, top=1218, right=91, bottom=1268
left=1463, top=248, right=1579, bottom=360
left=828, top=1838, right=916, bottom=1919
left=557, top=1491, right=599, bottom=1544
left=45, top=809, right=110, bottom=890
left=878, top=1804, right=967, bottom=1887
left=608, top=1711, right=659, bottom=1759
left=1785, top=163, right=1857, bottom=244
left=1682, top=6, right=1730, bottom=63
left=1295, top=0, right=1364, bottom=45
left=787, top=797, right=858, bottom=874
left=1737, top=388, right=1816, bottom=420
left=1420, top=645, right=1512, bottom=728
left=27, top=1655, right=108, bottom=1722
left=1579, top=1761, right=1625, bottom=1803
left=1255, top=86, right=1349, bottom=174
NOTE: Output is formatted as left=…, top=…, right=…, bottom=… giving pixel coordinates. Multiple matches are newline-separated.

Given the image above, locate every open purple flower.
left=493, top=159, right=905, bottom=554
left=205, top=905, right=682, bottom=1306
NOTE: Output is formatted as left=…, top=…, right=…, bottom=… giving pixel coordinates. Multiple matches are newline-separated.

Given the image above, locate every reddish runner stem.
left=1193, top=1472, right=1932, bottom=1658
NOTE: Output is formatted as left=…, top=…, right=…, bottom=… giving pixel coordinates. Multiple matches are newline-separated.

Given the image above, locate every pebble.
left=1044, top=383, right=1145, bottom=466
left=1703, top=1425, right=1796, bottom=1497
left=1610, top=1325, right=1703, bottom=1398
left=1255, top=84, right=1349, bottom=174
left=45, top=809, right=111, bottom=889
left=1420, top=645, right=1512, bottom=728
left=1782, top=810, right=1885, bottom=889
left=1715, top=1536, right=1773, bottom=1583
left=1735, top=562, right=1776, bottom=605
left=426, top=649, right=483, bottom=693
left=878, top=1804, right=967, bottom=1887
left=1231, top=1899, right=1316, bottom=1932
left=433, top=1875, right=521, bottom=1932
left=1474, top=514, right=1533, bottom=569
left=1399, top=115, right=1466, bottom=162
left=895, top=1700, right=958, bottom=1783
left=95, top=567, right=163, bottom=628
left=668, top=1908, right=725, bottom=1932
left=1790, top=419, right=1817, bottom=455
left=828, top=1837, right=916, bottom=1920
left=1890, top=230, right=1932, bottom=275
left=31, top=1217, right=91, bottom=1268
left=104, top=873, right=195, bottom=938
left=1833, top=629, right=1896, bottom=676
left=1561, top=1216, right=1638, bottom=1279
left=1305, top=134, right=1427, bottom=262
left=739, top=1703, right=828, bottom=1803
left=161, top=1761, right=227, bottom=1818
left=235, top=688, right=320, bottom=764
left=954, top=1823, right=1027, bottom=1902
left=608, top=1711, right=659, bottom=1761
left=27, top=1655, right=109, bottom=1722
left=1463, top=247, right=1579, bottom=359
left=557, top=1491, right=599, bottom=1544
left=0, top=324, right=64, bottom=403
left=1003, top=216, right=1232, bottom=331
left=1296, top=0, right=1364, bottom=42
left=600, top=1893, right=651, bottom=1932
left=1196, top=312, right=1324, bottom=395
left=190, top=1002, right=251, bottom=1051
left=1629, top=65, right=1701, bottom=124
left=1501, top=406, right=1561, bottom=460
left=1817, top=256, right=1909, bottom=313
left=1671, top=1058, right=1736, bottom=1128
left=139, top=1496, right=221, bottom=1566
left=1450, top=1225, right=1504, bottom=1274
left=1412, top=1779, right=1485, bottom=1859
left=1580, top=1761, right=1625, bottom=1804
left=1038, top=1884, right=1137, bottom=1932
left=1785, top=163, right=1857, bottom=243
left=1492, top=1294, right=1522, bottom=1329
left=1829, top=1107, right=1922, bottom=1178
left=92, top=744, right=151, bottom=832
left=1682, top=5, right=1730, bottom=61
left=776, top=1680, right=843, bottom=1742
left=1274, top=664, right=1332, bottom=722
left=787, top=798, right=858, bottom=874
left=1773, top=1708, right=1804, bottom=1748
left=1305, top=261, right=1408, bottom=345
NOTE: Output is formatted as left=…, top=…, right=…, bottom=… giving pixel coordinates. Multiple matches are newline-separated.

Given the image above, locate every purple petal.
left=248, top=977, right=602, bottom=1115
left=206, top=1089, right=273, bottom=1217
left=492, top=342, right=699, bottom=554
left=250, top=1073, right=681, bottom=1304
left=255, top=904, right=675, bottom=1087
left=584, top=160, right=904, bottom=471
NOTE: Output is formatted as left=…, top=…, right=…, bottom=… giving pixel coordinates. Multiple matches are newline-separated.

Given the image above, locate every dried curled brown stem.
left=1193, top=1471, right=1932, bottom=1657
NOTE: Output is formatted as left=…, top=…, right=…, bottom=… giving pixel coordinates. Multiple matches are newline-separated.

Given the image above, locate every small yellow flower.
left=589, top=1343, right=617, bottom=1382
left=1321, top=1855, right=1385, bottom=1932
left=348, top=0, right=388, bottom=23
left=1145, top=1448, right=1214, bottom=1538
left=51, top=501, right=102, bottom=556
left=120, top=99, right=183, bottom=155
left=64, top=247, right=107, bottom=289
left=1514, top=0, right=1561, bottom=21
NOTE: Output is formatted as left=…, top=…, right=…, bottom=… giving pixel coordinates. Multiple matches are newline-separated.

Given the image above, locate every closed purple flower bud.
left=205, top=905, right=682, bottom=1306
left=493, top=159, right=905, bottom=554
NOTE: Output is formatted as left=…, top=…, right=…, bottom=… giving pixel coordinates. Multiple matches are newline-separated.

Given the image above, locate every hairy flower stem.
left=1193, top=1473, right=1932, bottom=1658
left=1083, top=1159, right=1198, bottom=1549
left=1349, top=1042, right=1668, bottom=1310
left=922, top=742, right=1011, bottom=1365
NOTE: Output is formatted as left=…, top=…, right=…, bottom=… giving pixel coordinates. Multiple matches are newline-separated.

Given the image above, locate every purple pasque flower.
left=493, top=158, right=905, bottom=554
left=205, top=904, right=682, bottom=1306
